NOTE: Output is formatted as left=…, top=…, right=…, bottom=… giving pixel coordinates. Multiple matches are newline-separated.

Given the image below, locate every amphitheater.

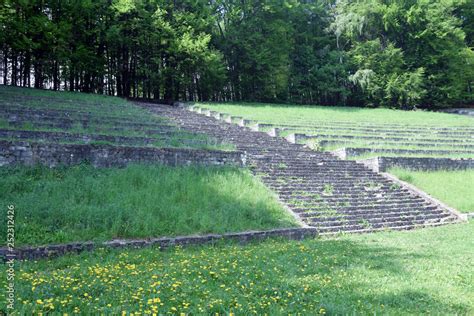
left=156, top=104, right=471, bottom=233
left=1, top=88, right=471, bottom=243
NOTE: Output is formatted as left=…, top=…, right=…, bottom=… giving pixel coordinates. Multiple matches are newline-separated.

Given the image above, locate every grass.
left=0, top=85, right=152, bottom=119
left=0, top=164, right=297, bottom=246
left=0, top=85, right=232, bottom=150
left=1, top=222, right=473, bottom=314
left=199, top=102, right=473, bottom=127
left=389, top=168, right=474, bottom=213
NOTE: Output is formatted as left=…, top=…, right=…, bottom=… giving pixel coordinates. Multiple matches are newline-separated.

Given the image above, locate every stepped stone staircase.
left=140, top=103, right=466, bottom=234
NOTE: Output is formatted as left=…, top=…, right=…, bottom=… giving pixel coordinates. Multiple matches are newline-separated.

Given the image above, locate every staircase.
left=140, top=103, right=465, bottom=234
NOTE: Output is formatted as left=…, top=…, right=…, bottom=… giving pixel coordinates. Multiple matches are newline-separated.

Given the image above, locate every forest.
left=0, top=0, right=473, bottom=108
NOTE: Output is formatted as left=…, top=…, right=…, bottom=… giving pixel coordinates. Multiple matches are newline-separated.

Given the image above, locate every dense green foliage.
left=390, top=168, right=474, bottom=212
left=2, top=222, right=473, bottom=314
left=0, top=164, right=296, bottom=246
left=1, top=0, right=472, bottom=107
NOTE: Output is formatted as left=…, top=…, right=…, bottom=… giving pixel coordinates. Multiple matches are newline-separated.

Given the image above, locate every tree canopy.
left=1, top=0, right=472, bottom=108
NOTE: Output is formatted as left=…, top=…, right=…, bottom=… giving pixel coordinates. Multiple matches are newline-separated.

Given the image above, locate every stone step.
left=300, top=206, right=442, bottom=219
left=0, top=128, right=207, bottom=146
left=317, top=220, right=457, bottom=235
left=286, top=196, right=425, bottom=206
left=338, top=147, right=474, bottom=158
left=313, top=216, right=454, bottom=233
left=290, top=198, right=428, bottom=210
left=285, top=200, right=421, bottom=210
left=236, top=120, right=474, bottom=133
left=306, top=211, right=445, bottom=225
left=291, top=132, right=474, bottom=145
left=277, top=126, right=474, bottom=138
left=1, top=111, right=167, bottom=128
left=317, top=139, right=474, bottom=150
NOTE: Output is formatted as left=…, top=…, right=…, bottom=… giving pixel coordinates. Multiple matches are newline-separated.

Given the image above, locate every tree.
left=332, top=0, right=473, bottom=107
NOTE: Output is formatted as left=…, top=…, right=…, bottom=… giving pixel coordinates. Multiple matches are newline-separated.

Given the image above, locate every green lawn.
left=389, top=168, right=474, bottom=213
left=2, top=222, right=473, bottom=314
left=0, top=164, right=297, bottom=246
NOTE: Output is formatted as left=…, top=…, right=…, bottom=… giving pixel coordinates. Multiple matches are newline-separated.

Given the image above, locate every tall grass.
left=389, top=168, right=474, bottom=212
left=0, top=164, right=297, bottom=246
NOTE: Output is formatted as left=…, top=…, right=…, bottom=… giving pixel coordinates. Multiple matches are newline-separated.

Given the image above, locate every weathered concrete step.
left=265, top=180, right=400, bottom=189
left=289, top=132, right=474, bottom=145
left=260, top=168, right=383, bottom=174
left=259, top=170, right=384, bottom=177
left=263, top=176, right=395, bottom=184
left=317, top=139, right=474, bottom=150
left=333, top=147, right=474, bottom=159
left=301, top=210, right=444, bottom=222
left=317, top=220, right=458, bottom=235
left=285, top=199, right=422, bottom=210
left=235, top=120, right=474, bottom=133
left=1, top=111, right=168, bottom=128
left=275, top=125, right=474, bottom=138
left=277, top=188, right=411, bottom=197
left=257, top=160, right=382, bottom=167
left=272, top=180, right=406, bottom=189
left=312, top=216, right=454, bottom=233
left=300, top=206, right=442, bottom=219
left=307, top=214, right=450, bottom=230
left=0, top=128, right=207, bottom=145
left=290, top=198, right=428, bottom=210
left=284, top=195, right=423, bottom=205
left=306, top=211, right=445, bottom=225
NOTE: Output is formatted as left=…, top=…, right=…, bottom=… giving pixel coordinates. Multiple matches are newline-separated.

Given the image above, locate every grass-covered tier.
left=0, top=86, right=231, bottom=150
left=3, top=222, right=473, bottom=314
left=0, top=164, right=297, bottom=246
left=197, top=102, right=474, bottom=158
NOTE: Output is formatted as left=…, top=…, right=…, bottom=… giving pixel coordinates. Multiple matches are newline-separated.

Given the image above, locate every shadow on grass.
left=0, top=164, right=297, bottom=246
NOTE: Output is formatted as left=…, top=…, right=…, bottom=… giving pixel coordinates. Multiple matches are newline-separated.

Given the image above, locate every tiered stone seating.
left=0, top=101, right=216, bottom=148
left=140, top=103, right=466, bottom=234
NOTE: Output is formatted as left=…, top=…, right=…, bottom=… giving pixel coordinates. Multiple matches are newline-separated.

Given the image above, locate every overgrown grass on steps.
left=0, top=164, right=297, bottom=246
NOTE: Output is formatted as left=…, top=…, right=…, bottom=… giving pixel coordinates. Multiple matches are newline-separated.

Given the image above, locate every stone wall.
left=0, top=228, right=318, bottom=261
left=0, top=140, right=244, bottom=168
left=358, top=156, right=474, bottom=172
